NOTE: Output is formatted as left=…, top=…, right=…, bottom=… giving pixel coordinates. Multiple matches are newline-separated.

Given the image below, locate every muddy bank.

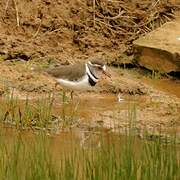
left=0, top=50, right=179, bottom=138
left=0, top=60, right=179, bottom=138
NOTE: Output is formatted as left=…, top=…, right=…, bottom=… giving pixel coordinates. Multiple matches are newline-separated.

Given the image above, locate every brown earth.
left=0, top=0, right=180, bottom=136
left=0, top=0, right=179, bottom=64
left=0, top=0, right=125, bottom=63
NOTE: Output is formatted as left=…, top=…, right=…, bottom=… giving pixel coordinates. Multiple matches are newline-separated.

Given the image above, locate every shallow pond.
left=0, top=77, right=180, bottom=138
left=0, top=125, right=179, bottom=179
left=0, top=76, right=180, bottom=179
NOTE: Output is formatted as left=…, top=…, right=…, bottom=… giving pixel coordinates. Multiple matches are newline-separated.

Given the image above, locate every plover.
left=46, top=60, right=111, bottom=99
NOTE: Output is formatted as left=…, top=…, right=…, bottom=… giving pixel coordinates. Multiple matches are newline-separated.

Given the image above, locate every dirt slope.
left=0, top=0, right=179, bottom=63
left=0, top=0, right=120, bottom=63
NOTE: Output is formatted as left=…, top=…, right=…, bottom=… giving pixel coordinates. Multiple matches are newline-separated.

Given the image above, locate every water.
left=143, top=78, right=180, bottom=98
left=0, top=126, right=179, bottom=180
left=0, top=83, right=179, bottom=179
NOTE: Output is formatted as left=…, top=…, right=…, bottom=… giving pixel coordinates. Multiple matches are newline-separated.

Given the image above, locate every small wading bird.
left=46, top=60, right=111, bottom=99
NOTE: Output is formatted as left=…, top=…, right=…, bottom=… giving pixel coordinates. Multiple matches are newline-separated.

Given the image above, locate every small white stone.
left=177, top=37, right=180, bottom=41
left=117, top=94, right=124, bottom=102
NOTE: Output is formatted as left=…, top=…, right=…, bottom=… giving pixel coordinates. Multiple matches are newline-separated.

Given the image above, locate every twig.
left=5, top=0, right=10, bottom=13
left=104, top=9, right=125, bottom=20
left=150, top=0, right=161, bottom=10
left=45, top=28, right=61, bottom=34
left=143, top=26, right=151, bottom=32
left=163, top=14, right=172, bottom=21
left=96, top=19, right=134, bottom=35
left=32, top=20, right=42, bottom=38
left=13, top=0, right=20, bottom=26
left=93, top=0, right=96, bottom=27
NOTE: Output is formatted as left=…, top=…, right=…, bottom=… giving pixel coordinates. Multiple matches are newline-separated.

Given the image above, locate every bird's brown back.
left=46, top=63, right=86, bottom=81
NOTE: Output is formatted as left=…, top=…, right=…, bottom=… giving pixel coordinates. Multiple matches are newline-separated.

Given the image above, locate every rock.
left=133, top=20, right=180, bottom=73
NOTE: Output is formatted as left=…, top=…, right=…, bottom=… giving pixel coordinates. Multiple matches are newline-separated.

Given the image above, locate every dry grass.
left=91, top=0, right=179, bottom=43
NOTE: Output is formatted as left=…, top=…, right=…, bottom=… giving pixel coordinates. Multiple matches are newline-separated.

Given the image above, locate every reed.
left=0, top=93, right=179, bottom=179
left=0, top=130, right=179, bottom=180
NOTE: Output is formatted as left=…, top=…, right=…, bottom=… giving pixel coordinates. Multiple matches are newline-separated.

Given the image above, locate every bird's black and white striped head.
left=88, top=60, right=106, bottom=71
left=86, top=60, right=111, bottom=86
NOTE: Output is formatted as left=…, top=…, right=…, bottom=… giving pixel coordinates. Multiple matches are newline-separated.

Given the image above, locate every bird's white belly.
left=56, top=75, right=91, bottom=91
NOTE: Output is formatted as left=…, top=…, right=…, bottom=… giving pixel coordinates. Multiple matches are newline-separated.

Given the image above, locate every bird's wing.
left=46, top=63, right=86, bottom=81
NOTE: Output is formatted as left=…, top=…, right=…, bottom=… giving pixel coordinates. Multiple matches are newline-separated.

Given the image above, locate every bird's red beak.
left=102, top=69, right=111, bottom=78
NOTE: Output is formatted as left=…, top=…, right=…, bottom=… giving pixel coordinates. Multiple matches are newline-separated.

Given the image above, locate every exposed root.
left=13, top=0, right=20, bottom=26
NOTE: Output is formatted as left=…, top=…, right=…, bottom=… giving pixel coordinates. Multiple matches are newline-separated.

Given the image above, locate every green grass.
left=0, top=91, right=55, bottom=129
left=0, top=91, right=79, bottom=131
left=0, top=130, right=179, bottom=180
left=0, top=93, right=179, bottom=179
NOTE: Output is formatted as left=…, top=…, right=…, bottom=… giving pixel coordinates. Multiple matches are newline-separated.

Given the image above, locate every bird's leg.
left=70, top=91, right=74, bottom=100
left=62, top=90, right=66, bottom=103
left=50, top=82, right=58, bottom=102
left=53, top=82, right=58, bottom=93
left=55, top=82, right=58, bottom=88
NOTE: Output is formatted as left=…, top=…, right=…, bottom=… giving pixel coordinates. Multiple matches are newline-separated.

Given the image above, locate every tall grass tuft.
left=0, top=92, right=56, bottom=130
left=0, top=92, right=79, bottom=131
left=0, top=130, right=179, bottom=180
